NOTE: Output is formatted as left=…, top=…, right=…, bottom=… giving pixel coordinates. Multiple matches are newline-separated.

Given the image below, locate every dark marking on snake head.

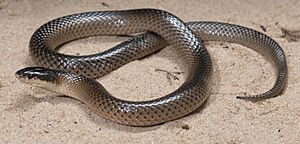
left=15, top=67, right=57, bottom=83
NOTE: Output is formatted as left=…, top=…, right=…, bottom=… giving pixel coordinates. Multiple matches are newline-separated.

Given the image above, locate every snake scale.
left=15, top=9, right=287, bottom=126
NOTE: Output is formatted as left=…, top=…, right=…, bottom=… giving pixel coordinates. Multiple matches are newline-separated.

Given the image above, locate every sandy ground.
left=0, top=0, right=300, bottom=143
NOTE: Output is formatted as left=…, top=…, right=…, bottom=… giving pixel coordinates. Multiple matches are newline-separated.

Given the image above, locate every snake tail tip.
left=235, top=96, right=261, bottom=102
left=236, top=96, right=247, bottom=100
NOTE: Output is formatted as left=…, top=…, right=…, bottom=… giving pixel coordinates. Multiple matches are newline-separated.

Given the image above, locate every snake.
left=15, top=9, right=287, bottom=126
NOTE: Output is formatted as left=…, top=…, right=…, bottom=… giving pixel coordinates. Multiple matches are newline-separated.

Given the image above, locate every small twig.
left=280, top=28, right=300, bottom=42
left=259, top=107, right=279, bottom=115
left=155, top=68, right=184, bottom=86
left=181, top=124, right=190, bottom=130
left=260, top=25, right=267, bottom=32
left=101, top=2, right=110, bottom=8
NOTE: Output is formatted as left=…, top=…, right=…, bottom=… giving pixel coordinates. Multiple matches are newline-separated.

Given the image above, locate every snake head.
left=15, top=67, right=58, bottom=90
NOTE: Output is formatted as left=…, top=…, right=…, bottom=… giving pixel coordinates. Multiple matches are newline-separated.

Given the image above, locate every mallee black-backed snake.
left=15, top=9, right=287, bottom=126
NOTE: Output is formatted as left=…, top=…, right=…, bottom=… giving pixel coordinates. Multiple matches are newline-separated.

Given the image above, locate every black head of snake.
left=16, top=67, right=96, bottom=101
left=16, top=67, right=58, bottom=91
left=15, top=9, right=287, bottom=126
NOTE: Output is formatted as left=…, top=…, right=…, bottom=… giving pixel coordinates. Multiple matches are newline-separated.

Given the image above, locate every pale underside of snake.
left=15, top=9, right=287, bottom=126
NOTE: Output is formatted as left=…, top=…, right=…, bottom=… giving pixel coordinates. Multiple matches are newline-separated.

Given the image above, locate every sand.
left=0, top=0, right=299, bottom=143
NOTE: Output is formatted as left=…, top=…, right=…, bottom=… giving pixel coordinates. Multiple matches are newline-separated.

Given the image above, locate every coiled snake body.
left=15, top=9, right=287, bottom=126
